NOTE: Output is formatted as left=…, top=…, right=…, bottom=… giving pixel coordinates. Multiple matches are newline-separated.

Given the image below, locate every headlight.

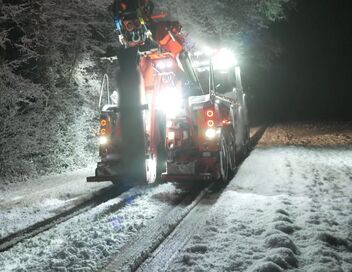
left=167, top=131, right=175, bottom=140
left=212, top=48, right=237, bottom=70
left=155, top=59, right=173, bottom=70
left=99, top=136, right=109, bottom=145
left=156, top=87, right=183, bottom=117
left=205, top=128, right=216, bottom=139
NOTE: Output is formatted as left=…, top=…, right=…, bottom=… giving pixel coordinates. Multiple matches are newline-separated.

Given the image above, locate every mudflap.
left=86, top=160, right=143, bottom=186
left=86, top=160, right=120, bottom=183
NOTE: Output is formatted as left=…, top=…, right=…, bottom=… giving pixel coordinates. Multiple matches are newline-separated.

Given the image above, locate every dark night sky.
left=247, top=0, right=352, bottom=123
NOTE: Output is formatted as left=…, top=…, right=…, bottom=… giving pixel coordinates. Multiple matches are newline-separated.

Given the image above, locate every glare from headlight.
left=99, top=136, right=108, bottom=145
left=156, top=59, right=173, bottom=70
left=212, top=48, right=237, bottom=70
left=205, top=128, right=216, bottom=139
left=156, top=87, right=183, bottom=117
left=168, top=131, right=175, bottom=140
left=166, top=120, right=173, bottom=128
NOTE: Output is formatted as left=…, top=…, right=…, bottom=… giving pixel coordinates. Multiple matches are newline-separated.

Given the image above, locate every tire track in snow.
left=0, top=183, right=194, bottom=271
left=0, top=185, right=128, bottom=252
left=134, top=183, right=225, bottom=272
left=102, top=182, right=216, bottom=272
left=120, top=127, right=270, bottom=272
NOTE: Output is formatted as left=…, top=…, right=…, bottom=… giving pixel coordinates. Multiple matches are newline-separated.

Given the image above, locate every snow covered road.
left=0, top=167, right=112, bottom=239
left=140, top=146, right=351, bottom=272
left=136, top=123, right=352, bottom=272
left=0, top=123, right=351, bottom=272
left=0, top=180, right=212, bottom=271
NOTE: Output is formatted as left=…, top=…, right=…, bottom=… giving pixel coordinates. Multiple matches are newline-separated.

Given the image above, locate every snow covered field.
left=0, top=123, right=351, bottom=272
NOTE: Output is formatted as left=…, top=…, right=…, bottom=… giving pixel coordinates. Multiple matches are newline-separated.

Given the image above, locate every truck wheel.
left=146, top=155, right=157, bottom=184
left=146, top=145, right=166, bottom=184
left=241, top=124, right=251, bottom=158
left=225, top=127, right=236, bottom=176
left=219, top=132, right=229, bottom=182
left=156, top=144, right=166, bottom=184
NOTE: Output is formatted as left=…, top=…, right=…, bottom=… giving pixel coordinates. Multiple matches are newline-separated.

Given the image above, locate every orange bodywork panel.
left=139, top=51, right=182, bottom=92
left=151, top=13, right=168, bottom=20
left=139, top=57, right=155, bottom=92
left=159, top=32, right=183, bottom=58
left=153, top=21, right=184, bottom=58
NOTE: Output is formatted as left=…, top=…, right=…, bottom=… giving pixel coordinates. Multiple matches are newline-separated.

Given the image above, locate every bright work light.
left=205, top=128, right=216, bottom=139
left=156, top=87, right=183, bottom=117
left=99, top=136, right=108, bottom=145
left=212, top=48, right=237, bottom=70
left=156, top=59, right=173, bottom=70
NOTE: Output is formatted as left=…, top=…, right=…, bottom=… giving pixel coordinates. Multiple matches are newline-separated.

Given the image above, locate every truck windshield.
left=214, top=70, right=236, bottom=94
left=195, top=68, right=236, bottom=95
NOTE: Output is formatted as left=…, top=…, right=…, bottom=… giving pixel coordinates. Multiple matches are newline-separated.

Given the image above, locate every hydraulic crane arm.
left=111, top=0, right=204, bottom=94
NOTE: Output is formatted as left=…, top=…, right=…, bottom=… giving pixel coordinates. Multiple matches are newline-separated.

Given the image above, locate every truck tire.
left=219, top=131, right=230, bottom=182
left=146, top=144, right=166, bottom=184
left=156, top=144, right=167, bottom=183
left=225, top=127, right=236, bottom=177
left=240, top=124, right=251, bottom=159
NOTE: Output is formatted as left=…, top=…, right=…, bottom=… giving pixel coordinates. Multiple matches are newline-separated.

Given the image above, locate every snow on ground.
left=0, top=182, right=186, bottom=271
left=0, top=167, right=111, bottom=238
left=0, top=123, right=351, bottom=272
left=155, top=123, right=352, bottom=272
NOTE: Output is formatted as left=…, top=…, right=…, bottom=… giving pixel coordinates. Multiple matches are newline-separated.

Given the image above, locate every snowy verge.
left=258, top=122, right=352, bottom=147
left=0, top=166, right=111, bottom=238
